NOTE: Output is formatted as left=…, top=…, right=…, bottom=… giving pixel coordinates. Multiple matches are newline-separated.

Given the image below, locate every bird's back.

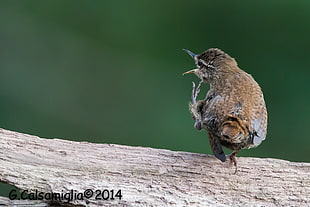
left=203, top=70, right=267, bottom=150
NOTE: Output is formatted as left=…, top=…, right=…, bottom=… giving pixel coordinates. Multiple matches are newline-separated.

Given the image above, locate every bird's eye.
left=197, top=60, right=203, bottom=67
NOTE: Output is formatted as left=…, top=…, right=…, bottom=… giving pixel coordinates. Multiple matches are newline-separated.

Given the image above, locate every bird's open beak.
left=182, top=69, right=198, bottom=75
left=183, top=49, right=196, bottom=58
left=182, top=49, right=198, bottom=75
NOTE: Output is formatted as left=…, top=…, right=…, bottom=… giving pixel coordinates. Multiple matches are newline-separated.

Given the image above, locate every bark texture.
left=0, top=128, right=309, bottom=207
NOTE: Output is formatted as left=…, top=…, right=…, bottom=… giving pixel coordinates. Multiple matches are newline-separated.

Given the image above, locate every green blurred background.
left=1, top=0, right=310, bottom=196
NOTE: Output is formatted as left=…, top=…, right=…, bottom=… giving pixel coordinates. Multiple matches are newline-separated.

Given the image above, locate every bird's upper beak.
left=182, top=69, right=198, bottom=75
left=182, top=49, right=196, bottom=59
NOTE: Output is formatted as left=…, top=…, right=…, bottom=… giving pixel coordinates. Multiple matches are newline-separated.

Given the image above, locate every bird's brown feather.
left=184, top=48, right=268, bottom=166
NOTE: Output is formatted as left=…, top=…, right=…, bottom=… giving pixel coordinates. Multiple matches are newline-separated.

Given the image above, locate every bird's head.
left=182, top=48, right=239, bottom=83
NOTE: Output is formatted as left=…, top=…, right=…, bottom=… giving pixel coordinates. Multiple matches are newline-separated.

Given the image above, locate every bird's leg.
left=190, top=80, right=204, bottom=130
left=191, top=82, right=198, bottom=104
left=191, top=80, right=203, bottom=104
left=229, top=151, right=239, bottom=174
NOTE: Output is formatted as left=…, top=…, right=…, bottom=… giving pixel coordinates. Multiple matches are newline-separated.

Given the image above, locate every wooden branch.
left=0, top=128, right=309, bottom=207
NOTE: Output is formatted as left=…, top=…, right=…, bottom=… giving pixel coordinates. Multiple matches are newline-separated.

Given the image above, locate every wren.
left=182, top=48, right=267, bottom=171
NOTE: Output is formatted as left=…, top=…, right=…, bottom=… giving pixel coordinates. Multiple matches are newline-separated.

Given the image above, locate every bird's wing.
left=208, top=96, right=248, bottom=143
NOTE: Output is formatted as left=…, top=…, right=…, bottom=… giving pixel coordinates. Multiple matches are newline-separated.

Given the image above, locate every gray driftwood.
left=0, top=128, right=309, bottom=207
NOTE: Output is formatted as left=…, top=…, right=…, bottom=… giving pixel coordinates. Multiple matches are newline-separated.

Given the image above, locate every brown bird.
left=182, top=48, right=267, bottom=170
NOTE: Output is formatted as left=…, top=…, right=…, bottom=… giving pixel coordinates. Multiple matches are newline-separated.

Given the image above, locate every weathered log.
left=0, top=128, right=309, bottom=206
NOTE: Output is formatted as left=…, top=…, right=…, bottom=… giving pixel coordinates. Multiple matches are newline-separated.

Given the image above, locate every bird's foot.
left=228, top=151, right=238, bottom=174
left=191, top=80, right=203, bottom=104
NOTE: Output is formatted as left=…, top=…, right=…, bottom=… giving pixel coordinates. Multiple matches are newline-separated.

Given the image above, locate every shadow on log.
left=0, top=128, right=309, bottom=206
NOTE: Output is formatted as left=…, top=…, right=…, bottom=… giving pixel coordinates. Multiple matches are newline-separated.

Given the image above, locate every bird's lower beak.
left=182, top=69, right=198, bottom=75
